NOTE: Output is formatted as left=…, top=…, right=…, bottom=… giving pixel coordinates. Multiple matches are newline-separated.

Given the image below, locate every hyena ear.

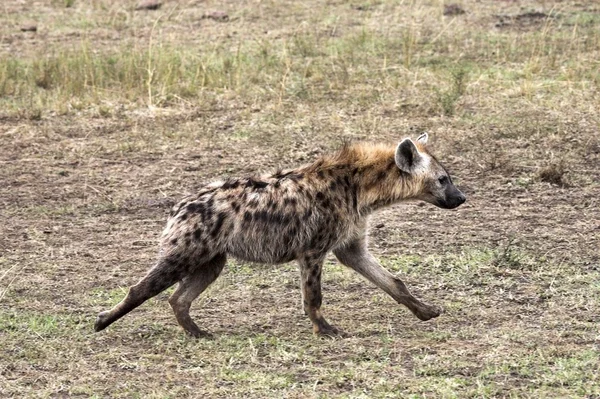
left=395, top=138, right=423, bottom=173
left=417, top=132, right=428, bottom=145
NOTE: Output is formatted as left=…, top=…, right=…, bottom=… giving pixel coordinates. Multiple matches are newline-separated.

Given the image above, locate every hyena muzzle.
left=94, top=133, right=466, bottom=337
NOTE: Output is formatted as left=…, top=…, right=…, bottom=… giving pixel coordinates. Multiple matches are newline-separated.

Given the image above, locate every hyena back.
left=95, top=133, right=466, bottom=337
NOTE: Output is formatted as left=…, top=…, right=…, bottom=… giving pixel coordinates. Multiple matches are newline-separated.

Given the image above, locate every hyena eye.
left=438, top=176, right=448, bottom=185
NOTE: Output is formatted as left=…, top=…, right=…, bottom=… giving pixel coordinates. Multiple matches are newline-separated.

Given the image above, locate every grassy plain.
left=1, top=0, right=599, bottom=397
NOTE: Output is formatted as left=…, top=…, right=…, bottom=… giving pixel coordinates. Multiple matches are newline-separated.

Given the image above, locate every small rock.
left=20, top=25, right=37, bottom=32
left=375, top=223, right=385, bottom=229
left=202, top=11, right=229, bottom=22
left=443, top=4, right=466, bottom=16
left=135, top=0, right=162, bottom=11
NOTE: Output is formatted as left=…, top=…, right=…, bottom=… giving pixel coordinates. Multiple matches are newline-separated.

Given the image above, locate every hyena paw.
left=184, top=326, right=214, bottom=339
left=314, top=322, right=348, bottom=338
left=94, top=311, right=111, bottom=332
left=414, top=304, right=443, bottom=321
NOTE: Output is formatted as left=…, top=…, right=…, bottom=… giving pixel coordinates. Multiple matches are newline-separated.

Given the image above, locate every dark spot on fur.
left=255, top=210, right=269, bottom=222
left=317, top=170, right=325, bottom=179
left=248, top=199, right=259, bottom=208
left=231, top=202, right=240, bottom=213
left=210, top=213, right=226, bottom=238
left=180, top=213, right=188, bottom=221
left=272, top=212, right=291, bottom=224
left=170, top=238, right=178, bottom=245
left=194, top=228, right=202, bottom=240
left=273, top=170, right=292, bottom=179
left=185, top=231, right=192, bottom=237
left=272, top=212, right=283, bottom=224
left=267, top=198, right=276, bottom=209
left=303, top=209, right=312, bottom=220
left=186, top=202, right=202, bottom=213
left=284, top=197, right=298, bottom=207
left=312, top=295, right=322, bottom=308
left=201, top=207, right=213, bottom=222
left=377, top=171, right=387, bottom=181
left=200, top=198, right=214, bottom=222
left=307, top=279, right=313, bottom=287
left=222, top=179, right=241, bottom=190
left=316, top=192, right=325, bottom=201
left=351, top=191, right=358, bottom=211
left=329, top=180, right=337, bottom=191
left=245, top=178, right=269, bottom=190
left=244, top=211, right=253, bottom=223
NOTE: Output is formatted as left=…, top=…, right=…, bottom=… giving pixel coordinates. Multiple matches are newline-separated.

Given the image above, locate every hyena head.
left=395, top=133, right=466, bottom=209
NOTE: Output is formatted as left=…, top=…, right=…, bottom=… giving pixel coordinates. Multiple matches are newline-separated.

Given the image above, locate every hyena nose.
left=457, top=194, right=466, bottom=205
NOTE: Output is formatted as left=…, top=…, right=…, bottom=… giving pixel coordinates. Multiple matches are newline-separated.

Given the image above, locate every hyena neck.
left=308, top=143, right=421, bottom=215
left=354, top=162, right=419, bottom=214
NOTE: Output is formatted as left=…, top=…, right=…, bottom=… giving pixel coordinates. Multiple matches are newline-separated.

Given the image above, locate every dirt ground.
left=1, top=0, right=599, bottom=398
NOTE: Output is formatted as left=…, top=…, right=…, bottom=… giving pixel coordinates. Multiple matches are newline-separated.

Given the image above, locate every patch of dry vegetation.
left=1, top=0, right=599, bottom=397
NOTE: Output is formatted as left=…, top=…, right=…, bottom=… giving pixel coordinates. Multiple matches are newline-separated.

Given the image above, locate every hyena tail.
left=94, top=255, right=182, bottom=333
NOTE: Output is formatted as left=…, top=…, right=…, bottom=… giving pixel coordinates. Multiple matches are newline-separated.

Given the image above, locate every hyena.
left=95, top=133, right=466, bottom=337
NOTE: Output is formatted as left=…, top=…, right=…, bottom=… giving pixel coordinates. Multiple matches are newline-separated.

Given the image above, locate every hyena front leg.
left=333, top=239, right=442, bottom=321
left=168, top=254, right=226, bottom=338
left=298, top=254, right=346, bottom=337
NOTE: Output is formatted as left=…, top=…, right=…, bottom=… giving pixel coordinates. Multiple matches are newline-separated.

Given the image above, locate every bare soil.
left=1, top=1, right=599, bottom=398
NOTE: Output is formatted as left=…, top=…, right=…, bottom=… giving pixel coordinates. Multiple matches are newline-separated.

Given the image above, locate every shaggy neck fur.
left=304, top=143, right=424, bottom=214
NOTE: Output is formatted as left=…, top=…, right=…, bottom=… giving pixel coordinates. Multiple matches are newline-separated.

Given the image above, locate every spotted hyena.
left=95, top=133, right=466, bottom=337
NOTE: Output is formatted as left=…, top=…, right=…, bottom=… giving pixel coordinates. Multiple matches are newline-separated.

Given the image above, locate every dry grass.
left=1, top=0, right=599, bottom=397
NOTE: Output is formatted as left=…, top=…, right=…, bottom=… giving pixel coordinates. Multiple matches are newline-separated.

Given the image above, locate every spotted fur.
left=95, top=134, right=466, bottom=337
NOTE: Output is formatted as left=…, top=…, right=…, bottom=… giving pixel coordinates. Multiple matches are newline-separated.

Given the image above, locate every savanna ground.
left=1, top=0, right=599, bottom=397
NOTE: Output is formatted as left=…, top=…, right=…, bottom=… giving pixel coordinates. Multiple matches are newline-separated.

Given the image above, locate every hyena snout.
left=442, top=187, right=466, bottom=209
left=447, top=192, right=466, bottom=209
left=433, top=184, right=466, bottom=210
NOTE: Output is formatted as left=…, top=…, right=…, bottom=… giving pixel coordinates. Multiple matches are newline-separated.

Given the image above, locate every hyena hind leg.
left=94, top=255, right=182, bottom=333
left=169, top=253, right=226, bottom=338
